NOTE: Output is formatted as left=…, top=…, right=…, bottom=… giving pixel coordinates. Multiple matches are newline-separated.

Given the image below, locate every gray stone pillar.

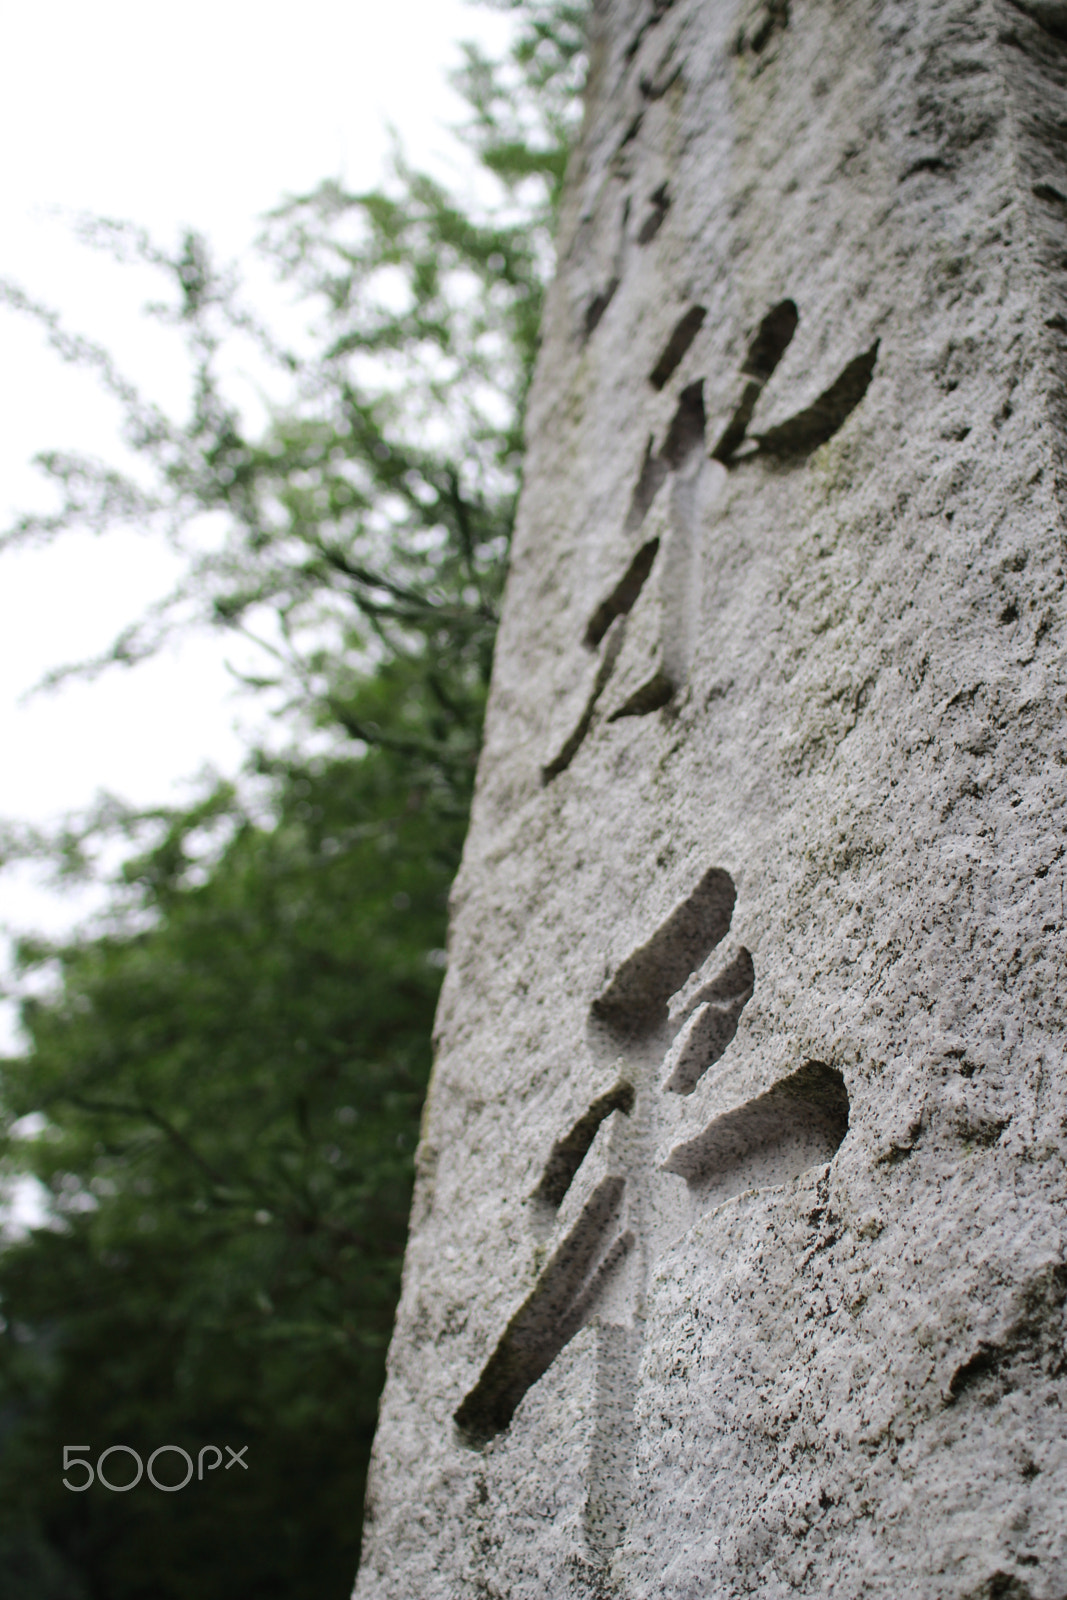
left=355, top=3, right=1067, bottom=1595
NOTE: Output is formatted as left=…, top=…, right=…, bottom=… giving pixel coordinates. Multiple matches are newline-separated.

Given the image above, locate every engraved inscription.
left=456, top=864, right=851, bottom=1575
left=545, top=297, right=880, bottom=783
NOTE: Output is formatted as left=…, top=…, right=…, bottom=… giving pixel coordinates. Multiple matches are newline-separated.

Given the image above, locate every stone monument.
left=355, top=2, right=1067, bottom=1594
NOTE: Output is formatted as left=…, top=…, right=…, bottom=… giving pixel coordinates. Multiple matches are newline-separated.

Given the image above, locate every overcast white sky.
left=0, top=0, right=514, bottom=1054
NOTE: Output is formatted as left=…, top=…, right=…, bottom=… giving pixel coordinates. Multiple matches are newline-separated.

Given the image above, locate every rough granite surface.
left=354, top=2, right=1067, bottom=1595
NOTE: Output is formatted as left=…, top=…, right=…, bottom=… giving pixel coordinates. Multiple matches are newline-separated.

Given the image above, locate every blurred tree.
left=0, top=2, right=587, bottom=1596
left=0, top=752, right=461, bottom=1599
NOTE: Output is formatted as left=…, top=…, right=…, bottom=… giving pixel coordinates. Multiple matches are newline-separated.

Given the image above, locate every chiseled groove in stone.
left=635, top=181, right=670, bottom=243
left=659, top=378, right=706, bottom=466
left=660, top=946, right=756, bottom=1095
left=624, top=0, right=679, bottom=65
left=585, top=537, right=661, bottom=648
left=622, top=440, right=669, bottom=534
left=454, top=1173, right=631, bottom=1447
left=710, top=297, right=799, bottom=461
left=536, top=1081, right=636, bottom=1210
left=605, top=670, right=674, bottom=719
left=755, top=339, right=880, bottom=457
left=584, top=276, right=620, bottom=339
left=592, top=865, right=737, bottom=1036
left=541, top=613, right=628, bottom=784
left=621, top=378, right=705, bottom=540
left=648, top=304, right=706, bottom=389
left=661, top=1061, right=850, bottom=1185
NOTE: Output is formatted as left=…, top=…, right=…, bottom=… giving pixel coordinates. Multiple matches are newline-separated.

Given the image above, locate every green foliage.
left=0, top=752, right=457, bottom=1598
left=452, top=0, right=588, bottom=206
left=0, top=2, right=588, bottom=1595
left=0, top=2, right=587, bottom=737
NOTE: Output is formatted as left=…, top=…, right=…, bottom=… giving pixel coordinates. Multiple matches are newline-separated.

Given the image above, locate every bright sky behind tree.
left=0, top=0, right=512, bottom=1044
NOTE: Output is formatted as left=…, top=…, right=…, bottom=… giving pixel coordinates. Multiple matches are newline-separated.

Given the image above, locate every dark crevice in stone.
left=455, top=1178, right=632, bottom=1445
left=636, top=183, right=671, bottom=243
left=593, top=867, right=737, bottom=1037
left=945, top=1264, right=1067, bottom=1407
left=536, top=1083, right=635, bottom=1210
left=624, top=381, right=705, bottom=537
left=661, top=948, right=756, bottom=1094
left=662, top=1061, right=850, bottom=1185
left=969, top=1576, right=1035, bottom=1600
left=541, top=700, right=599, bottom=785
left=756, top=340, right=880, bottom=457
left=606, top=670, right=674, bottom=721
left=585, top=277, right=620, bottom=339
left=661, top=380, right=707, bottom=466
left=640, top=63, right=683, bottom=101
left=900, top=154, right=950, bottom=180
left=1009, top=0, right=1067, bottom=43
left=742, top=298, right=799, bottom=380
left=548, top=372, right=708, bottom=777
left=623, top=439, right=670, bottom=534
left=604, top=380, right=706, bottom=722
left=948, top=1343, right=1006, bottom=1401
left=617, top=110, right=643, bottom=152
left=542, top=616, right=628, bottom=784
left=586, top=538, right=660, bottom=648
left=625, top=0, right=678, bottom=62
left=711, top=380, right=763, bottom=463
left=649, top=306, right=706, bottom=389
left=711, top=299, right=798, bottom=461
left=734, top=0, right=790, bottom=56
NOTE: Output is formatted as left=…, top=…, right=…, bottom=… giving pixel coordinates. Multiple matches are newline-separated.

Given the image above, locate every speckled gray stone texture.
left=354, top=2, right=1067, bottom=1596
